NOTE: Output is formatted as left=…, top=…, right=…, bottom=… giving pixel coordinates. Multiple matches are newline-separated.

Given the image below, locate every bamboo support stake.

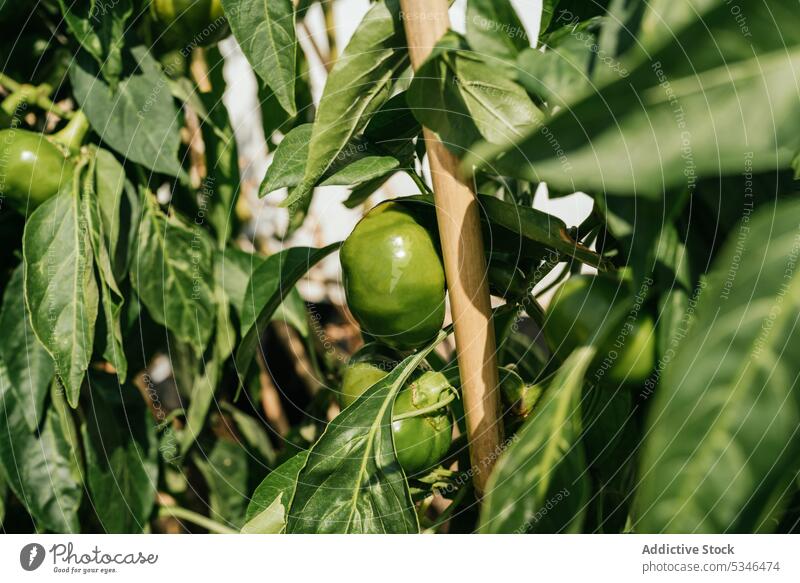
left=399, top=0, right=502, bottom=495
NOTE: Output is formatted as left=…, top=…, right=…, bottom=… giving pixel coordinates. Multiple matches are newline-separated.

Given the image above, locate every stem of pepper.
left=50, top=110, right=90, bottom=154
left=399, top=0, right=503, bottom=496
left=392, top=392, right=456, bottom=421
left=157, top=505, right=238, bottom=534
left=0, top=73, right=75, bottom=120
left=407, top=169, right=432, bottom=195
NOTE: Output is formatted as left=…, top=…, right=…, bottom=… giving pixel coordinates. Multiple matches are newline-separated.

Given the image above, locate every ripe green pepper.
left=150, top=0, right=227, bottom=51
left=341, top=203, right=446, bottom=350
left=392, top=371, right=453, bottom=475
left=544, top=274, right=655, bottom=384
left=339, top=343, right=401, bottom=408
left=0, top=128, right=74, bottom=212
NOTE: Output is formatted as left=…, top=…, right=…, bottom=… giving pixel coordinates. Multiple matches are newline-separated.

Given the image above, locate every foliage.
left=0, top=0, right=798, bottom=535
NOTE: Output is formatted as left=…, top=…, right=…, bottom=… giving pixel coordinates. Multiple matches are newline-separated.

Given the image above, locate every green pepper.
left=150, top=0, right=228, bottom=51
left=544, top=274, right=655, bottom=384
left=0, top=128, right=74, bottom=213
left=392, top=371, right=453, bottom=476
left=337, top=353, right=454, bottom=475
left=339, top=343, right=401, bottom=408
left=341, top=202, right=446, bottom=350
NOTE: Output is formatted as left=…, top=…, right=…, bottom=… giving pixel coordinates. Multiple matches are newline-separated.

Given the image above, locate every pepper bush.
left=0, top=0, right=799, bottom=534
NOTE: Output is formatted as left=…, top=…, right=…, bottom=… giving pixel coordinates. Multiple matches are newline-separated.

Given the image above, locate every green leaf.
left=178, top=277, right=235, bottom=457
left=539, top=0, right=561, bottom=35
left=58, top=0, right=132, bottom=87
left=194, top=439, right=251, bottom=529
left=220, top=403, right=276, bottom=466
left=221, top=0, right=297, bottom=117
left=235, top=245, right=338, bottom=375
left=24, top=186, right=99, bottom=408
left=0, top=264, right=54, bottom=430
left=70, top=46, right=185, bottom=178
left=480, top=347, right=595, bottom=533
left=272, top=287, right=309, bottom=339
left=321, top=155, right=400, bottom=187
left=0, top=367, right=83, bottom=533
left=467, top=0, right=800, bottom=196
left=84, top=149, right=128, bottom=381
left=516, top=34, right=595, bottom=106
left=260, top=124, right=313, bottom=194
left=286, top=338, right=444, bottom=533
left=243, top=451, right=308, bottom=533
left=0, top=472, right=6, bottom=526
left=130, top=199, right=215, bottom=355
left=261, top=120, right=408, bottom=198
left=634, top=199, right=800, bottom=533
left=220, top=247, right=266, bottom=317
left=540, top=0, right=611, bottom=37
left=94, top=148, right=128, bottom=278
left=199, top=64, right=241, bottom=247
left=81, top=376, right=158, bottom=533
left=407, top=32, right=542, bottom=153
left=284, top=0, right=408, bottom=227
left=466, top=0, right=529, bottom=61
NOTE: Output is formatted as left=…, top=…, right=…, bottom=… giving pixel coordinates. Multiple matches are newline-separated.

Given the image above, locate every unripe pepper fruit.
left=341, top=202, right=446, bottom=351
left=544, top=274, right=655, bottom=385
left=0, top=128, right=74, bottom=213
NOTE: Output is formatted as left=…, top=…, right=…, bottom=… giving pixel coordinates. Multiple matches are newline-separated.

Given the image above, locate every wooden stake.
left=399, top=0, right=502, bottom=495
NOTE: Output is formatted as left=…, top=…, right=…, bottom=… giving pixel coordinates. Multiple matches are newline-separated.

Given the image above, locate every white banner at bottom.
left=0, top=534, right=797, bottom=582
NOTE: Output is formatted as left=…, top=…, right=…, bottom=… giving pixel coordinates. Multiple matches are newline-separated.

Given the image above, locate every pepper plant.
left=0, top=0, right=799, bottom=535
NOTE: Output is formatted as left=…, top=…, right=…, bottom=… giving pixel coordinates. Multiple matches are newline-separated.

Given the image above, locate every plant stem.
left=424, top=482, right=473, bottom=534
left=0, top=72, right=74, bottom=120
left=407, top=170, right=432, bottom=194
left=158, top=505, right=238, bottom=534
left=322, top=0, right=338, bottom=67
left=392, top=393, right=456, bottom=421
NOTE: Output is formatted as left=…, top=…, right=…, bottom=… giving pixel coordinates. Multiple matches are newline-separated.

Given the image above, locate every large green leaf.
left=260, top=124, right=402, bottom=196
left=286, top=338, right=444, bottom=533
left=407, top=32, right=541, bottom=153
left=221, top=0, right=297, bottom=117
left=0, top=369, right=83, bottom=533
left=234, top=245, right=338, bottom=375
left=466, top=0, right=800, bottom=196
left=70, top=46, right=185, bottom=178
left=466, top=0, right=529, bottom=61
left=634, top=199, right=800, bottom=533
left=81, top=376, right=158, bottom=533
left=58, top=0, right=132, bottom=87
left=480, top=347, right=595, bottom=533
left=24, top=186, right=99, bottom=408
left=130, top=198, right=215, bottom=355
left=516, top=33, right=595, bottom=106
left=283, top=0, right=408, bottom=227
left=242, top=451, right=308, bottom=534
left=0, top=264, right=54, bottom=430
